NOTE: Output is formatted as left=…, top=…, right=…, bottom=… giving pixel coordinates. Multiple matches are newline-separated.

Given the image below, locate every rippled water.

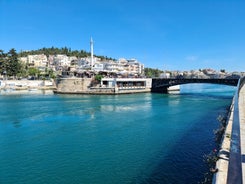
left=0, top=84, right=236, bottom=184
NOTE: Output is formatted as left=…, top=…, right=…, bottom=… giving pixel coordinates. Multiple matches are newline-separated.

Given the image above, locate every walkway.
left=213, top=82, right=245, bottom=184
left=239, top=84, right=245, bottom=182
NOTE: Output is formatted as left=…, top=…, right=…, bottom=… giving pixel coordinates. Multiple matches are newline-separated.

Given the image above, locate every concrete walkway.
left=239, top=84, right=245, bottom=182
left=213, top=83, right=245, bottom=184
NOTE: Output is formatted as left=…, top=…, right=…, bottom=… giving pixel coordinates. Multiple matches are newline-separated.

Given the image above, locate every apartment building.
left=19, top=54, right=144, bottom=76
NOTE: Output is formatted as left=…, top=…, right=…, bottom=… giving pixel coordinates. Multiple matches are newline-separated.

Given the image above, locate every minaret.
left=90, top=37, right=94, bottom=68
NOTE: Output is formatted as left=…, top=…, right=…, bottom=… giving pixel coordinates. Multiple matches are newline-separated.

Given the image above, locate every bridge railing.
left=226, top=76, right=245, bottom=184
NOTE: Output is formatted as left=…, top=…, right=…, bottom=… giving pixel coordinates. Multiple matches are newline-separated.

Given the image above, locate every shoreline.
left=53, top=88, right=151, bottom=95
left=1, top=78, right=181, bottom=95
left=0, top=79, right=56, bottom=92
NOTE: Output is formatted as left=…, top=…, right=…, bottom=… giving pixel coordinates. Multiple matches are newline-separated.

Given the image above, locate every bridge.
left=151, top=78, right=239, bottom=93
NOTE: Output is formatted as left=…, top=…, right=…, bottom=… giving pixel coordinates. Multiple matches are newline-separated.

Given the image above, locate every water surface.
left=0, top=84, right=236, bottom=183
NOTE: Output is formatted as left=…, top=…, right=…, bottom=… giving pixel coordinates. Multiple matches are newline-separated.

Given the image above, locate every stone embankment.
left=54, top=78, right=96, bottom=94
left=212, top=97, right=235, bottom=183
left=0, top=79, right=56, bottom=91
left=54, top=78, right=152, bottom=94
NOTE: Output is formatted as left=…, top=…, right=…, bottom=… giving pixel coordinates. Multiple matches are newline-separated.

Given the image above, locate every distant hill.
left=18, top=47, right=115, bottom=61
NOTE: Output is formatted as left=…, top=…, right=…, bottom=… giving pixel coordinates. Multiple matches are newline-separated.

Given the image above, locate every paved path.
left=239, top=84, right=245, bottom=182
left=213, top=83, right=245, bottom=184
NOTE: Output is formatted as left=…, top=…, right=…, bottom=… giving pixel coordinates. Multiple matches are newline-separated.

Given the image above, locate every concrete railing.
left=226, top=77, right=245, bottom=184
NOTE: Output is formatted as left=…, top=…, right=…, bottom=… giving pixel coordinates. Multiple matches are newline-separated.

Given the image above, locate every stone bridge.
left=151, top=78, right=239, bottom=93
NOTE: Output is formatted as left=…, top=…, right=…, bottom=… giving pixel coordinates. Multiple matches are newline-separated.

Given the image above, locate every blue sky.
left=0, top=0, right=244, bottom=72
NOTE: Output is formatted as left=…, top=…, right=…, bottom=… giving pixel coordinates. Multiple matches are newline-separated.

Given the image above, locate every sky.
left=0, top=0, right=245, bottom=72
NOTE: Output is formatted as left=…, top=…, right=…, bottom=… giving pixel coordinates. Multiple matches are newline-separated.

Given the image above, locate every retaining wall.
left=55, top=78, right=151, bottom=94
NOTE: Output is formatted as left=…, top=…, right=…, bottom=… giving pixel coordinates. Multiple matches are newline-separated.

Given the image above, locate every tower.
left=90, top=37, right=94, bottom=68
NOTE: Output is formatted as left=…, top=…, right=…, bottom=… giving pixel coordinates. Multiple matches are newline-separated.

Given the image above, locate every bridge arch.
left=151, top=78, right=239, bottom=93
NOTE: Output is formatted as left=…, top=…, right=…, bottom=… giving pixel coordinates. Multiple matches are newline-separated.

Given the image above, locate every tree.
left=16, top=47, right=115, bottom=61
left=48, top=69, right=56, bottom=79
left=95, top=74, right=103, bottom=82
left=6, top=49, right=21, bottom=78
left=28, top=67, right=40, bottom=79
left=17, top=62, right=28, bottom=78
left=61, top=47, right=69, bottom=55
left=144, top=67, right=162, bottom=78
left=220, top=69, right=226, bottom=73
left=0, top=50, right=6, bottom=75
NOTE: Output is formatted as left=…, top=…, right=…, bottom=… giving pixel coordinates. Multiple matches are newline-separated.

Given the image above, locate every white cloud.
left=185, top=55, right=198, bottom=62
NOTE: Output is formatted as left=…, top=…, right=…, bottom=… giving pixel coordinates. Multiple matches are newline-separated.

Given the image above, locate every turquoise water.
left=0, top=84, right=236, bottom=184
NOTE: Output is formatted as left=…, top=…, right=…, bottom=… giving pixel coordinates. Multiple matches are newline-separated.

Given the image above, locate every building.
left=19, top=54, right=48, bottom=68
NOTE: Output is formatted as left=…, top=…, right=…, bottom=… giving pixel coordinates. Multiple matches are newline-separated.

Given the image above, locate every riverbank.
left=212, top=78, right=245, bottom=183
left=212, top=97, right=234, bottom=183
left=54, top=77, right=153, bottom=94
left=0, top=78, right=182, bottom=95
left=54, top=77, right=180, bottom=94
left=0, top=80, right=56, bottom=91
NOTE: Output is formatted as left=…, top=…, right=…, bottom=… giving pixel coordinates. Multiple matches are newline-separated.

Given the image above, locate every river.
left=0, top=84, right=236, bottom=184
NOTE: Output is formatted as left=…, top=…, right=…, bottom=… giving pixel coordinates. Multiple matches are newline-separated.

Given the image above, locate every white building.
left=93, top=63, right=105, bottom=71
left=125, top=59, right=144, bottom=74
left=105, top=62, right=124, bottom=73
left=21, top=54, right=48, bottom=67
left=54, top=55, right=70, bottom=67
left=18, top=50, right=144, bottom=76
